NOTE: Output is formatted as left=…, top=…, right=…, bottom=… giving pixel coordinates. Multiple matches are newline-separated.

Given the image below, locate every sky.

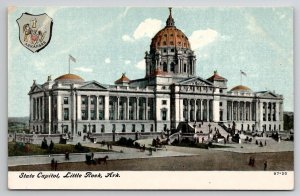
left=8, top=7, right=293, bottom=117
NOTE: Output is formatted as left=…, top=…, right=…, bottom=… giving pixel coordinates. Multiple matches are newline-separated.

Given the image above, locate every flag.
left=240, top=70, right=247, bottom=76
left=69, top=54, right=76, bottom=63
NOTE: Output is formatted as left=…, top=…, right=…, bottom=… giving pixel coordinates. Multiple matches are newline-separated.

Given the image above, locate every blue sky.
left=8, top=7, right=293, bottom=117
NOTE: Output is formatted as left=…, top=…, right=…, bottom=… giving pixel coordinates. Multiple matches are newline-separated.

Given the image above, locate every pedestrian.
left=265, top=140, right=267, bottom=146
left=259, top=141, right=263, bottom=147
left=51, top=158, right=55, bottom=170
left=248, top=157, right=252, bottom=166
left=256, top=140, right=258, bottom=145
left=264, top=161, right=268, bottom=170
left=202, top=137, right=204, bottom=143
left=252, top=158, right=255, bottom=167
left=54, top=161, right=58, bottom=171
left=91, top=152, right=94, bottom=159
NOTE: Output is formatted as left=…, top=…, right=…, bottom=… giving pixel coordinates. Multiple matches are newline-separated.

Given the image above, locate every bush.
left=118, top=137, right=128, bottom=146
left=75, top=142, right=83, bottom=151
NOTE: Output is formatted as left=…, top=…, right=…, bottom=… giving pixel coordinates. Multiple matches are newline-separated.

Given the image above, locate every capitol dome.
left=150, top=8, right=191, bottom=50
left=55, top=73, right=84, bottom=83
left=230, top=85, right=252, bottom=92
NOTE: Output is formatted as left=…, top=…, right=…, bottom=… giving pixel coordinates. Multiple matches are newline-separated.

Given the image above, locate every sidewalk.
left=8, top=143, right=196, bottom=167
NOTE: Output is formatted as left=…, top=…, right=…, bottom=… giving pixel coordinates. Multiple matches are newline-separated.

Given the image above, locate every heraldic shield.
left=16, top=13, right=53, bottom=53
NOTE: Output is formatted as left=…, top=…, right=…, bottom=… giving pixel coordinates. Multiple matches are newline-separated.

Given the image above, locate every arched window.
left=122, top=124, right=126, bottom=132
left=163, top=62, right=168, bottom=72
left=184, top=64, right=187, bottom=72
left=170, top=62, right=175, bottom=72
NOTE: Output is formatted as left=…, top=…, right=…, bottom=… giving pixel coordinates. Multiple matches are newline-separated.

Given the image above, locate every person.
left=65, top=152, right=69, bottom=160
left=248, top=157, right=252, bottom=166
left=264, top=161, right=268, bottom=170
left=91, top=152, right=94, bottom=160
left=51, top=158, right=55, bottom=170
left=252, top=158, right=255, bottom=167
left=54, top=161, right=58, bottom=171
left=259, top=141, right=263, bottom=147
left=202, top=137, right=204, bottom=143
left=265, top=140, right=267, bottom=146
left=256, top=140, right=258, bottom=145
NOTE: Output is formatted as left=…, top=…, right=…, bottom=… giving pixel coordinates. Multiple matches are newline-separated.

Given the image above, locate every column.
left=244, top=102, right=246, bottom=121
left=116, top=96, right=119, bottom=120
left=96, top=96, right=99, bottom=120
left=48, top=95, right=52, bottom=135
left=207, top=100, right=210, bottom=121
left=200, top=99, right=203, bottom=121
left=77, top=94, right=81, bottom=120
left=231, top=102, right=233, bottom=121
left=57, top=95, right=61, bottom=121
left=30, top=97, right=33, bottom=120
left=187, top=99, right=190, bottom=121
left=127, top=97, right=130, bottom=120
left=275, top=102, right=279, bottom=121
left=212, top=99, right=220, bottom=122
left=136, top=97, right=139, bottom=120
left=194, top=100, right=196, bottom=122
left=104, top=95, right=109, bottom=120
left=87, top=96, right=91, bottom=120
left=145, top=98, right=148, bottom=120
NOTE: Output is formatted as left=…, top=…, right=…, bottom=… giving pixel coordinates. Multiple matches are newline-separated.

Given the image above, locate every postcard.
left=7, top=6, right=294, bottom=190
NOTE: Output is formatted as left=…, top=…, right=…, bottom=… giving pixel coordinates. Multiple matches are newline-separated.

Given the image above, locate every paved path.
left=8, top=143, right=196, bottom=167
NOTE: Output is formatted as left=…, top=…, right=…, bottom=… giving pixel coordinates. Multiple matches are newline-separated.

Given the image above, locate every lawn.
left=8, top=142, right=109, bottom=156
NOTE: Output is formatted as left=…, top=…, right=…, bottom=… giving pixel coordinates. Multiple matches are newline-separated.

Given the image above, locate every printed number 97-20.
left=273, top=172, right=288, bottom=175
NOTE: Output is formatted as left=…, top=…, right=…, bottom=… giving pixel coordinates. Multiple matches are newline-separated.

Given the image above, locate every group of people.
left=248, top=157, right=268, bottom=170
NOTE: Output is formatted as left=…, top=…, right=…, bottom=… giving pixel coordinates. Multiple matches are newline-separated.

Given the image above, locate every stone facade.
left=28, top=9, right=284, bottom=136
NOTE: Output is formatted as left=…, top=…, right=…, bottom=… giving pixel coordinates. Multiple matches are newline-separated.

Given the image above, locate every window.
left=170, top=41, right=174, bottom=45
left=171, top=48, right=175, bottom=52
left=101, top=125, right=105, bottom=133
left=99, top=110, right=104, bottom=120
left=163, top=41, right=167, bottom=45
left=184, top=64, right=187, bottom=72
left=63, top=125, right=68, bottom=133
left=82, top=110, right=88, bottom=120
left=163, top=49, right=167, bottom=53
left=64, top=97, right=69, bottom=105
left=122, top=124, right=126, bottom=132
left=150, top=124, right=153, bottom=132
left=99, top=97, right=103, bottom=105
left=81, top=96, right=87, bottom=105
left=220, top=89, right=223, bottom=93
left=170, top=62, right=175, bottom=72
left=92, top=125, right=96, bottom=133
left=91, top=110, right=96, bottom=120
left=219, top=102, right=223, bottom=106
left=112, top=124, right=116, bottom=132
left=64, top=108, right=69, bottom=120
left=132, top=124, right=136, bottom=132
left=141, top=124, right=145, bottom=132
left=83, top=125, right=87, bottom=133
left=162, top=110, right=167, bottom=121
left=163, top=62, right=168, bottom=72
left=162, top=100, right=167, bottom=105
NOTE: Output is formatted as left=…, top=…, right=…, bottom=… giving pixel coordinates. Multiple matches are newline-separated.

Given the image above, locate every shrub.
left=75, top=142, right=83, bottom=151
left=118, top=137, right=128, bottom=146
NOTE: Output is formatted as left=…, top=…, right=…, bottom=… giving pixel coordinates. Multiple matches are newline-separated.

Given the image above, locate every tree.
left=41, top=137, right=48, bottom=149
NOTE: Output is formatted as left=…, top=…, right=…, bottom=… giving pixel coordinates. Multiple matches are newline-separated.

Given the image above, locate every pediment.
left=178, top=77, right=213, bottom=86
left=29, top=85, right=43, bottom=94
left=256, top=91, right=279, bottom=98
left=79, top=81, right=107, bottom=90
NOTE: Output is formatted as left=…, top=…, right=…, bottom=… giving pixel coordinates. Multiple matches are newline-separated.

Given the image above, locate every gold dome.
left=150, top=8, right=190, bottom=50
left=55, top=74, right=84, bottom=82
left=230, top=85, right=252, bottom=92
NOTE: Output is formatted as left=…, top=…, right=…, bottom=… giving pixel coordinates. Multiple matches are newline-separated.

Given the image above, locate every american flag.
left=240, top=70, right=247, bottom=76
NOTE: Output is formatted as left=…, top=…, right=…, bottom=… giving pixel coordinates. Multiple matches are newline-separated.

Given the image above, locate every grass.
left=8, top=142, right=109, bottom=156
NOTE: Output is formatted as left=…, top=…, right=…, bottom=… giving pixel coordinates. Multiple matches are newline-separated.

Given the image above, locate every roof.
left=115, top=73, right=130, bottom=84
left=230, top=85, right=252, bottom=92
left=55, top=73, right=84, bottom=83
left=150, top=8, right=190, bottom=50
left=207, top=71, right=226, bottom=82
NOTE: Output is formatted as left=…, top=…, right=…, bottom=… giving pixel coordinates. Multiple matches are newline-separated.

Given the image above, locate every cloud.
left=122, top=34, right=134, bottom=42
left=122, top=18, right=162, bottom=42
left=125, top=60, right=131, bottom=64
left=189, top=28, right=219, bottom=50
left=245, top=14, right=266, bottom=37
left=135, top=60, right=145, bottom=70
left=104, top=58, right=111, bottom=64
left=74, top=66, right=93, bottom=72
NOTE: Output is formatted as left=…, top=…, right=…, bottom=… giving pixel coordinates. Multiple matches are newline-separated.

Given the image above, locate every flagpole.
left=69, top=56, right=70, bottom=74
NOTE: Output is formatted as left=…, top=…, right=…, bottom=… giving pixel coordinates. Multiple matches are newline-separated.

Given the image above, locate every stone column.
left=200, top=99, right=203, bottom=121
left=145, top=98, right=148, bottom=120
left=127, top=97, right=130, bottom=120
left=193, top=100, right=197, bottom=122
left=187, top=99, right=190, bottom=121
left=48, top=95, right=52, bottom=135
left=207, top=100, right=210, bottom=121
left=77, top=94, right=81, bottom=120
left=275, top=102, right=279, bottom=121
left=136, top=97, right=139, bottom=120
left=104, top=95, right=109, bottom=120
left=96, top=96, right=99, bottom=120
left=87, top=96, right=91, bottom=120
left=116, top=96, right=120, bottom=120
left=57, top=95, right=61, bottom=121
left=212, top=99, right=220, bottom=122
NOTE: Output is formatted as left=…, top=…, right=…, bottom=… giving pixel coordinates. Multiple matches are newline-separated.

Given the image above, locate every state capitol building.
left=28, top=9, right=284, bottom=140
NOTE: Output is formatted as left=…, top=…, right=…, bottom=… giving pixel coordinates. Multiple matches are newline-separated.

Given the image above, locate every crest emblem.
left=16, top=13, right=53, bottom=53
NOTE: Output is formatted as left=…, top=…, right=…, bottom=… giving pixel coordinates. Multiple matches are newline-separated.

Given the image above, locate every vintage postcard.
left=7, top=7, right=294, bottom=190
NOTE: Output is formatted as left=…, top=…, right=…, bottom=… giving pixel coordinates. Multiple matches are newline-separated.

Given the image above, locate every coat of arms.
left=16, top=13, right=53, bottom=53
